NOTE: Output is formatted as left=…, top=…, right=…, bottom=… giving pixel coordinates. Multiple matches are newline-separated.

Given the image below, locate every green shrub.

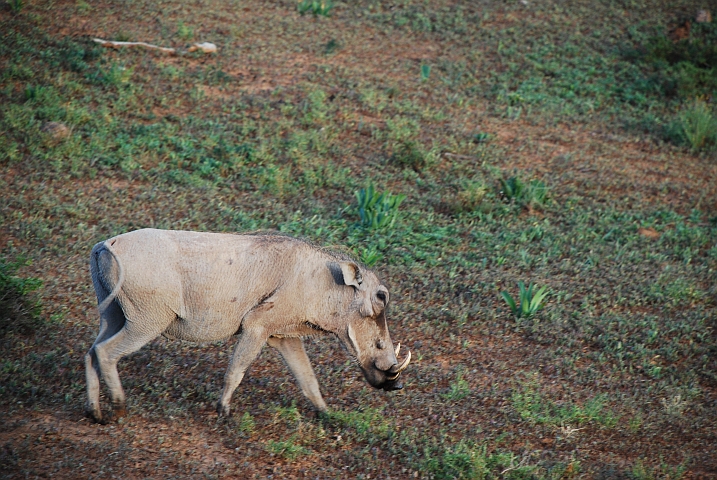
left=322, top=407, right=391, bottom=440
left=298, top=0, right=332, bottom=17
left=9, top=0, right=23, bottom=13
left=266, top=435, right=311, bottom=460
left=454, top=180, right=487, bottom=213
left=355, top=184, right=406, bottom=229
left=0, top=256, right=42, bottom=335
left=679, top=99, right=716, bottom=151
left=501, top=281, right=549, bottom=319
left=324, top=38, right=340, bottom=55
left=442, top=371, right=471, bottom=400
left=360, top=246, right=383, bottom=267
left=391, top=140, right=427, bottom=171
left=422, top=441, right=488, bottom=479
left=500, top=176, right=548, bottom=207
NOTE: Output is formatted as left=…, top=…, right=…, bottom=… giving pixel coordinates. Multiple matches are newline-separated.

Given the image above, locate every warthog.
left=84, top=229, right=410, bottom=423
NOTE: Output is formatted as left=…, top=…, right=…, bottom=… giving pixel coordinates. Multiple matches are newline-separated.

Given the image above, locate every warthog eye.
left=376, top=339, right=385, bottom=350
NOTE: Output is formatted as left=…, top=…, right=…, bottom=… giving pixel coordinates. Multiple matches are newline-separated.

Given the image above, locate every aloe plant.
left=501, top=281, right=549, bottom=319
left=355, top=184, right=406, bottom=230
left=298, top=0, right=333, bottom=17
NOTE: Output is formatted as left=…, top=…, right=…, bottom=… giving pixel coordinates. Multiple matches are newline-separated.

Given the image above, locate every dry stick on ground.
left=92, top=38, right=217, bottom=54
left=93, top=38, right=177, bottom=54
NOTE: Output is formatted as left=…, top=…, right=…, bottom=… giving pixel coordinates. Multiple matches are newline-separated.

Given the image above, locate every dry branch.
left=92, top=39, right=218, bottom=55
left=93, top=38, right=176, bottom=54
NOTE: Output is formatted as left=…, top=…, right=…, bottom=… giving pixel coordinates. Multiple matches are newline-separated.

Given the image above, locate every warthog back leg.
left=217, top=324, right=267, bottom=417
left=92, top=318, right=166, bottom=421
left=267, top=336, right=327, bottom=412
left=86, top=272, right=127, bottom=423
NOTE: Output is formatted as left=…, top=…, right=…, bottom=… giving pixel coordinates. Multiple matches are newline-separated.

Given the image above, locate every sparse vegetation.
left=355, top=184, right=406, bottom=229
left=0, top=256, right=42, bottom=335
left=8, top=0, right=23, bottom=14
left=298, top=0, right=332, bottom=17
left=1, top=0, right=716, bottom=477
left=500, top=176, right=549, bottom=207
left=501, top=282, right=549, bottom=319
left=679, top=98, right=716, bottom=151
left=454, top=179, right=488, bottom=213
left=266, top=435, right=311, bottom=460
left=391, top=140, right=428, bottom=171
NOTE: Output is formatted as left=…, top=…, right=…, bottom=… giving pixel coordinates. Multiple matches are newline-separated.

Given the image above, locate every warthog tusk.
left=388, top=349, right=411, bottom=375
left=395, top=343, right=401, bottom=357
left=386, top=371, right=401, bottom=381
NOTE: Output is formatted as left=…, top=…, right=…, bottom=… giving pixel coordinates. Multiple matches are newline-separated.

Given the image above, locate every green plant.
left=298, top=0, right=332, bottom=17
left=360, top=246, right=383, bottom=267
left=176, top=22, right=193, bottom=40
left=302, top=88, right=328, bottom=126
left=114, top=31, right=132, bottom=42
left=422, top=441, right=489, bottom=479
left=501, top=281, right=549, bottom=319
left=442, top=371, right=471, bottom=400
left=273, top=403, right=302, bottom=423
left=500, top=176, right=525, bottom=201
left=266, top=434, right=311, bottom=460
left=0, top=256, right=42, bottom=335
left=323, top=407, right=391, bottom=440
left=92, top=63, right=132, bottom=86
left=355, top=184, right=406, bottom=229
left=472, top=132, right=491, bottom=143
left=76, top=0, right=91, bottom=14
left=391, top=140, right=427, bottom=171
left=238, top=411, right=255, bottom=434
left=324, top=38, right=340, bottom=55
left=421, top=64, right=431, bottom=81
left=500, top=176, right=548, bottom=207
left=9, top=0, right=23, bottom=13
left=455, top=180, right=487, bottom=212
left=511, top=377, right=616, bottom=427
left=421, top=440, right=538, bottom=479
left=24, top=84, right=47, bottom=101
left=679, top=99, right=716, bottom=151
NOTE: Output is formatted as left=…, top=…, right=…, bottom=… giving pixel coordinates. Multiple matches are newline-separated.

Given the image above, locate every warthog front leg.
left=217, top=325, right=267, bottom=417
left=267, top=336, right=328, bottom=412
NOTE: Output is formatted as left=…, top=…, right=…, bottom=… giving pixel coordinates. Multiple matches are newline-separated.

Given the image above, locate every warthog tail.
left=97, top=241, right=125, bottom=314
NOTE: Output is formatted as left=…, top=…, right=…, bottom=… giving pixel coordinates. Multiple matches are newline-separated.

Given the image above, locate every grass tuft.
left=0, top=256, right=42, bottom=336
left=679, top=98, right=716, bottom=151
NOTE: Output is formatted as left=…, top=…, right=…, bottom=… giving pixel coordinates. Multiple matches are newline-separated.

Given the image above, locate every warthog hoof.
left=85, top=402, right=107, bottom=424
left=217, top=401, right=231, bottom=417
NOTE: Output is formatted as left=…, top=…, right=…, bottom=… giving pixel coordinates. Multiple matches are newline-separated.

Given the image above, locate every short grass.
left=1, top=0, right=716, bottom=478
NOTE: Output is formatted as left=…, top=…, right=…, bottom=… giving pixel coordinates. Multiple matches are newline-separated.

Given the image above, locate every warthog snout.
left=365, top=343, right=411, bottom=391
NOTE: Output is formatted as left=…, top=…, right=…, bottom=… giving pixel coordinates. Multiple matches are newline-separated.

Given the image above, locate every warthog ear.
left=376, top=287, right=389, bottom=307
left=339, top=261, right=363, bottom=288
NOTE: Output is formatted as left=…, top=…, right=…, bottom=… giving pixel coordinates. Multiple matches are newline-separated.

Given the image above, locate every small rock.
left=638, top=227, right=660, bottom=240
left=696, top=10, right=712, bottom=23
left=40, top=122, right=71, bottom=142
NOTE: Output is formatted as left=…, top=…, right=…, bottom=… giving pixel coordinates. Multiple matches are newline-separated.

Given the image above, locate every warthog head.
left=333, top=261, right=411, bottom=391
